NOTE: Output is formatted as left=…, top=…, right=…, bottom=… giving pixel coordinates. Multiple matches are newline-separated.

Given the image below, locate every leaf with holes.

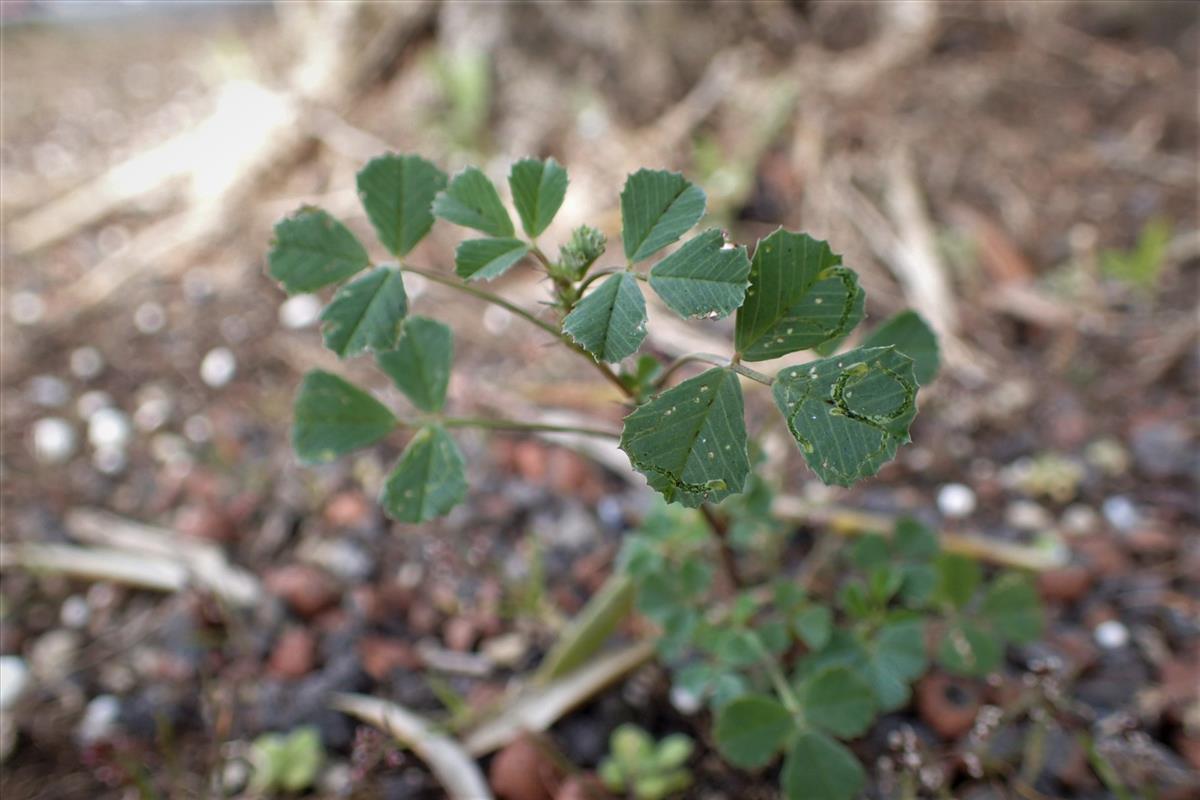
left=801, top=666, right=876, bottom=739
left=772, top=347, right=918, bottom=486
left=376, top=316, right=453, bottom=413
left=620, top=367, right=749, bottom=507
left=454, top=237, right=529, bottom=281
left=862, top=310, right=940, bottom=385
left=269, top=208, right=369, bottom=294
left=735, top=230, right=864, bottom=361
left=713, top=694, right=794, bottom=769
left=621, top=169, right=706, bottom=263
left=562, top=272, right=647, bottom=363
left=320, top=266, right=408, bottom=358
left=356, top=154, right=446, bottom=257
left=781, top=731, right=865, bottom=800
left=292, top=370, right=395, bottom=463
left=380, top=425, right=467, bottom=522
left=508, top=157, right=568, bottom=238
left=432, top=167, right=514, bottom=237
left=648, top=229, right=751, bottom=320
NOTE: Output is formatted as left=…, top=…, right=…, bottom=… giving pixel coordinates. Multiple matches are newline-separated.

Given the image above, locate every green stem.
left=654, top=352, right=774, bottom=389
left=577, top=267, right=622, bottom=294
left=750, top=634, right=802, bottom=717
left=439, top=416, right=620, bottom=438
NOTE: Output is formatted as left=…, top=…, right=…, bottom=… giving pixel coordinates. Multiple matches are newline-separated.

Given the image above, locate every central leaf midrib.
left=629, top=182, right=689, bottom=258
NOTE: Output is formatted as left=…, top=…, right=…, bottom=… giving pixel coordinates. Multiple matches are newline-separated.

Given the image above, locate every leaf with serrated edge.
left=376, top=317, right=453, bottom=413
left=862, top=310, right=940, bottom=385
left=320, top=266, right=408, bottom=358
left=735, top=230, right=864, bottom=361
left=454, top=237, right=529, bottom=281
left=713, top=694, right=794, bottom=769
left=782, top=731, right=865, bottom=800
left=356, top=154, right=446, bottom=257
left=269, top=208, right=369, bottom=294
left=562, top=272, right=647, bottom=363
left=620, top=367, right=750, bottom=507
left=508, top=158, right=568, bottom=238
left=802, top=666, right=876, bottom=739
left=292, top=370, right=395, bottom=463
left=649, top=229, right=751, bottom=319
left=621, top=169, right=706, bottom=263
left=380, top=425, right=467, bottom=522
left=772, top=346, right=918, bottom=486
left=432, top=167, right=513, bottom=237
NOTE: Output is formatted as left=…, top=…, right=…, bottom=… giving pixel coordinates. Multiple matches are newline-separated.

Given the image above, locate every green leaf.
left=735, top=230, right=864, bottom=361
left=432, top=167, right=514, bottom=237
left=454, top=237, right=529, bottom=281
left=894, top=517, right=939, bottom=560
left=278, top=727, right=323, bottom=792
left=376, top=316, right=453, bottom=413
left=801, top=666, right=876, bottom=739
left=862, top=310, right=940, bottom=385
left=380, top=425, right=467, bottom=522
left=355, top=153, right=446, bottom=257
left=782, top=731, right=866, bottom=800
left=865, top=620, right=928, bottom=711
left=981, top=574, right=1043, bottom=643
left=268, top=208, right=369, bottom=294
left=620, top=367, right=750, bottom=507
left=938, top=621, right=1002, bottom=677
left=899, top=564, right=937, bottom=608
left=508, top=157, right=568, bottom=238
left=648, top=229, right=751, bottom=320
left=851, top=534, right=890, bottom=569
left=793, top=605, right=833, bottom=651
left=320, top=266, right=408, bottom=358
left=562, top=272, right=647, bottom=363
left=713, top=694, right=794, bottom=769
left=655, top=735, right=695, bottom=770
left=292, top=370, right=395, bottom=463
left=772, top=347, right=919, bottom=487
left=620, top=169, right=706, bottom=263
left=935, top=553, right=981, bottom=610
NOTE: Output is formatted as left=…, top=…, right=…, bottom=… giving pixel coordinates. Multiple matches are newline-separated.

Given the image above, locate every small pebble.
left=76, top=389, right=112, bottom=420
left=134, top=392, right=171, bottom=432
left=77, top=694, right=121, bottom=744
left=27, top=375, right=70, bottom=408
left=481, top=633, right=528, bottom=668
left=669, top=684, right=703, bottom=715
left=133, top=301, right=166, bottom=334
left=1006, top=500, right=1052, bottom=532
left=937, top=483, right=977, bottom=518
left=183, top=414, right=213, bottom=443
left=0, top=657, right=30, bottom=711
left=69, top=346, right=105, bottom=380
left=278, top=294, right=322, bottom=329
left=32, top=417, right=77, bottom=464
left=88, top=407, right=130, bottom=449
left=10, top=290, right=46, bottom=326
left=60, top=595, right=90, bottom=629
left=1061, top=504, right=1099, bottom=536
left=1094, top=619, right=1130, bottom=650
left=1102, top=496, right=1140, bottom=532
left=200, top=347, right=236, bottom=388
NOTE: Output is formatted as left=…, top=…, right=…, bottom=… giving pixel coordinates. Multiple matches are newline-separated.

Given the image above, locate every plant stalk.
left=655, top=352, right=774, bottom=389
left=439, top=417, right=620, bottom=439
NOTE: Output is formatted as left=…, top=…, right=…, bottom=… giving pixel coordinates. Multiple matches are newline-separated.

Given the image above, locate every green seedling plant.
left=249, top=726, right=324, bottom=796
left=598, top=724, right=694, bottom=800
left=621, top=511, right=1043, bottom=800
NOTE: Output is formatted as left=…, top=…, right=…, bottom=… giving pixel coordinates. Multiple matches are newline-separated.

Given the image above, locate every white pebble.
left=27, top=375, right=70, bottom=408
left=133, top=302, right=166, bottom=334
left=937, top=483, right=977, bottom=518
left=1102, top=496, right=1140, bottom=532
left=69, top=346, right=105, bottom=380
left=1094, top=619, right=1130, bottom=650
left=1006, top=500, right=1052, bottom=532
left=669, top=684, right=703, bottom=715
left=0, top=657, right=30, bottom=711
left=88, top=407, right=130, bottom=449
left=278, top=294, right=322, bottom=329
left=10, top=291, right=46, bottom=326
left=76, top=390, right=113, bottom=420
left=200, top=347, right=236, bottom=388
left=77, top=694, right=121, bottom=745
left=32, top=417, right=77, bottom=464
left=1061, top=504, right=1099, bottom=536
left=183, top=414, right=213, bottom=443
left=133, top=386, right=172, bottom=432
left=60, top=595, right=90, bottom=629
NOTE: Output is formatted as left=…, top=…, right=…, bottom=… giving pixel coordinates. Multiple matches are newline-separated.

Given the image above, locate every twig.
left=698, top=504, right=745, bottom=592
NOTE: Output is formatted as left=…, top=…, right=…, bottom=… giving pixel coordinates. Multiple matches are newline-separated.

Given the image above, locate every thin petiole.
left=654, top=352, right=775, bottom=389
left=439, top=416, right=620, bottom=438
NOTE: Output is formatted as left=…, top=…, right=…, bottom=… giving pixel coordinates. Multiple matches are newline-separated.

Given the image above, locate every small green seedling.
left=598, top=724, right=694, bottom=800
left=249, top=726, right=324, bottom=795
left=1100, top=217, right=1171, bottom=292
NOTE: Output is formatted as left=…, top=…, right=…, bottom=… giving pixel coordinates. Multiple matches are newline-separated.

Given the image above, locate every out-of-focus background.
left=1, top=1, right=1197, bottom=798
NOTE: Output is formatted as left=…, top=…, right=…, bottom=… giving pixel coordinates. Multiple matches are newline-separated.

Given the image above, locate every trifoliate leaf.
left=802, top=666, right=876, bottom=739
left=864, top=620, right=928, bottom=711
left=981, top=574, right=1043, bottom=643
left=269, top=208, right=369, bottom=294
left=620, top=367, right=750, bottom=507
left=320, top=266, right=408, bottom=358
left=938, top=621, right=1002, bottom=677
left=292, top=370, right=395, bottom=463
left=562, top=272, right=647, bottom=363
left=735, top=230, right=864, bottom=361
left=713, top=694, right=794, bottom=769
left=648, top=228, right=751, bottom=319
left=620, top=169, right=706, bottom=263
left=782, top=731, right=865, bottom=800
left=862, top=310, right=940, bottom=385
left=508, top=157, right=568, bottom=238
left=380, top=425, right=467, bottom=522
left=935, top=553, right=981, bottom=610
left=355, top=153, right=446, bottom=257
left=454, top=237, right=529, bottom=281
left=772, top=346, right=919, bottom=486
left=376, top=316, right=453, bottom=413
left=432, top=167, right=514, bottom=237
